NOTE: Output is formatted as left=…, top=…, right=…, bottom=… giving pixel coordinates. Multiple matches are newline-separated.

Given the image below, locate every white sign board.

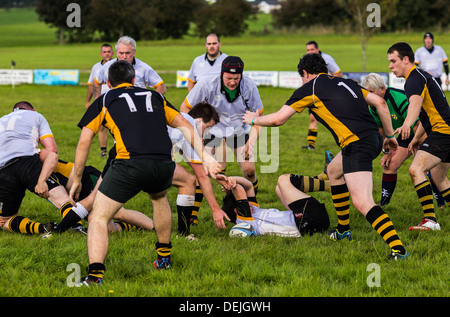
left=278, top=71, right=302, bottom=89
left=0, top=69, right=33, bottom=85
left=243, top=71, right=278, bottom=87
left=176, top=70, right=189, bottom=88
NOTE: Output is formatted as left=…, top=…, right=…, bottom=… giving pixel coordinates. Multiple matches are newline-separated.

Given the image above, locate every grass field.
left=0, top=8, right=448, bottom=301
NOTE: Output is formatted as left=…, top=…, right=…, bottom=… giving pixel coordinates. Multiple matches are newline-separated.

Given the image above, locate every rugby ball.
left=229, top=222, right=256, bottom=238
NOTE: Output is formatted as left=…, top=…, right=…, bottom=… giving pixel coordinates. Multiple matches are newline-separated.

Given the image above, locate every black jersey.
left=285, top=73, right=378, bottom=148
left=78, top=83, right=180, bottom=161
left=404, top=66, right=450, bottom=135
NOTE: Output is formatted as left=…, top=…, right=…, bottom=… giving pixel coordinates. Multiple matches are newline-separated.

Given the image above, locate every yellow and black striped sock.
left=116, top=221, right=138, bottom=231
left=331, top=183, right=350, bottom=231
left=8, top=215, right=45, bottom=234
left=414, top=180, right=436, bottom=221
left=366, top=205, right=406, bottom=254
left=297, top=175, right=331, bottom=193
left=307, top=129, right=318, bottom=147
left=252, top=179, right=259, bottom=195
left=155, top=242, right=172, bottom=260
left=440, top=187, right=450, bottom=206
left=54, top=202, right=82, bottom=233
left=190, top=185, right=203, bottom=225
left=87, top=262, right=105, bottom=282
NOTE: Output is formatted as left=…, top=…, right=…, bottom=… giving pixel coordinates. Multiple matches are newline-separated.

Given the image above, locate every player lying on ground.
left=221, top=175, right=330, bottom=237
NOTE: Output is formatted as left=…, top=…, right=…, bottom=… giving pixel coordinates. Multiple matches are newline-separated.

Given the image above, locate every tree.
left=338, top=0, right=397, bottom=71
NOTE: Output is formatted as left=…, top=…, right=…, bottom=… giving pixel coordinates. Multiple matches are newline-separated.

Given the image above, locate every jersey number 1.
left=119, top=92, right=154, bottom=112
left=337, top=82, right=358, bottom=98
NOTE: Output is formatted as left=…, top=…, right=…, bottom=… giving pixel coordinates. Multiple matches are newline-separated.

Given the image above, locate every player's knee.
left=277, top=174, right=291, bottom=188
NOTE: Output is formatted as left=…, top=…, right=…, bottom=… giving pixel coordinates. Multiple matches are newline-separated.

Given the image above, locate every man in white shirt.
left=181, top=56, right=264, bottom=195
left=86, top=43, right=114, bottom=157
left=95, top=36, right=167, bottom=96
left=414, top=32, right=449, bottom=87
left=187, top=33, right=228, bottom=92
left=0, top=102, right=90, bottom=235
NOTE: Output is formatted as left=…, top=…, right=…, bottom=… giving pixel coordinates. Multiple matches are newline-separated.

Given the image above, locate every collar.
left=405, top=65, right=416, bottom=80
left=113, top=83, right=134, bottom=89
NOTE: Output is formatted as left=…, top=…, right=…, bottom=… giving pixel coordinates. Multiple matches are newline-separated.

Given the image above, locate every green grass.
left=0, top=8, right=449, bottom=299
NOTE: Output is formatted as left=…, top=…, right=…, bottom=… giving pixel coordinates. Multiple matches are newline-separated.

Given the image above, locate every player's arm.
left=187, top=80, right=196, bottom=92
left=364, top=92, right=398, bottom=154
left=86, top=84, right=94, bottom=109
left=69, top=127, right=95, bottom=204
left=35, top=148, right=58, bottom=199
left=243, top=105, right=296, bottom=127
left=189, top=162, right=230, bottom=230
left=395, top=95, right=423, bottom=140
left=155, top=83, right=167, bottom=95
left=180, top=98, right=191, bottom=113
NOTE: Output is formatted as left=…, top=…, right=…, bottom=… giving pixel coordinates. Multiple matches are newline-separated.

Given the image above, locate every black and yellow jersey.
left=78, top=83, right=180, bottom=161
left=404, top=66, right=450, bottom=135
left=285, top=73, right=378, bottom=148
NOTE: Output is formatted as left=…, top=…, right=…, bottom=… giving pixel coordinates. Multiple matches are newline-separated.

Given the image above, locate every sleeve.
left=77, top=96, right=105, bottom=134
left=187, top=59, right=197, bottom=83
left=327, top=58, right=341, bottom=75
left=248, top=80, right=264, bottom=114
left=87, top=64, right=96, bottom=85
left=414, top=49, right=421, bottom=65
left=360, top=86, right=370, bottom=98
left=145, top=66, right=164, bottom=88
left=185, top=81, right=207, bottom=109
left=163, top=98, right=181, bottom=125
left=405, top=71, right=426, bottom=99
left=285, top=85, right=314, bottom=113
left=38, top=114, right=54, bottom=141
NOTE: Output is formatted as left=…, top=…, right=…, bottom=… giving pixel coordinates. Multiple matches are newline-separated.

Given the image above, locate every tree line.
left=2, top=0, right=447, bottom=44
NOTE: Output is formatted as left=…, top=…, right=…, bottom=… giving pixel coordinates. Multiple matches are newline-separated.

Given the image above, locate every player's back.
left=79, top=85, right=179, bottom=160
left=0, top=110, right=53, bottom=167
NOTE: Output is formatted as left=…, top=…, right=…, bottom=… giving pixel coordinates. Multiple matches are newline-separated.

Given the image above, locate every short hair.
left=387, top=42, right=415, bottom=64
left=13, top=101, right=34, bottom=111
left=297, top=53, right=328, bottom=76
left=116, top=36, right=136, bottom=51
left=206, top=33, right=220, bottom=43
left=108, top=60, right=135, bottom=87
left=361, top=73, right=387, bottom=90
left=306, top=40, right=318, bottom=48
left=101, top=43, right=112, bottom=50
left=188, top=102, right=220, bottom=124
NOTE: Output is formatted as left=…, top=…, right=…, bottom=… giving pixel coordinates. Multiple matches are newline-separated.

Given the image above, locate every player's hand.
left=35, top=181, right=49, bottom=199
left=381, top=153, right=391, bottom=169
left=242, top=110, right=258, bottom=125
left=202, top=154, right=222, bottom=179
left=394, top=124, right=410, bottom=140
left=212, top=208, right=230, bottom=230
left=408, top=138, right=420, bottom=155
left=69, top=181, right=82, bottom=205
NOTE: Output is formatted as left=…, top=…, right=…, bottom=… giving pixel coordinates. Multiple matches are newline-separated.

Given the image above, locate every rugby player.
left=243, top=53, right=409, bottom=260
left=181, top=56, right=263, bottom=196
left=388, top=42, right=450, bottom=231
left=302, top=41, right=343, bottom=150
left=70, top=60, right=221, bottom=284
left=187, top=33, right=228, bottom=92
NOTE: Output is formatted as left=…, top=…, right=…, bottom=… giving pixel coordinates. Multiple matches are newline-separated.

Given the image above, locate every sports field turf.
left=0, top=8, right=448, bottom=301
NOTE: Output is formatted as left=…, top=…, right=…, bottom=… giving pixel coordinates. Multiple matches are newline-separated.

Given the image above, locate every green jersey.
left=369, top=87, right=418, bottom=134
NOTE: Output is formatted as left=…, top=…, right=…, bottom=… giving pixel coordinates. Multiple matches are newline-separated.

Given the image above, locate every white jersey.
left=167, top=113, right=202, bottom=164
left=0, top=110, right=53, bottom=167
left=187, top=52, right=228, bottom=84
left=185, top=75, right=264, bottom=138
left=88, top=61, right=109, bottom=95
left=237, top=206, right=300, bottom=237
left=96, top=57, right=164, bottom=92
left=415, top=45, right=448, bottom=78
left=321, top=52, right=341, bottom=75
